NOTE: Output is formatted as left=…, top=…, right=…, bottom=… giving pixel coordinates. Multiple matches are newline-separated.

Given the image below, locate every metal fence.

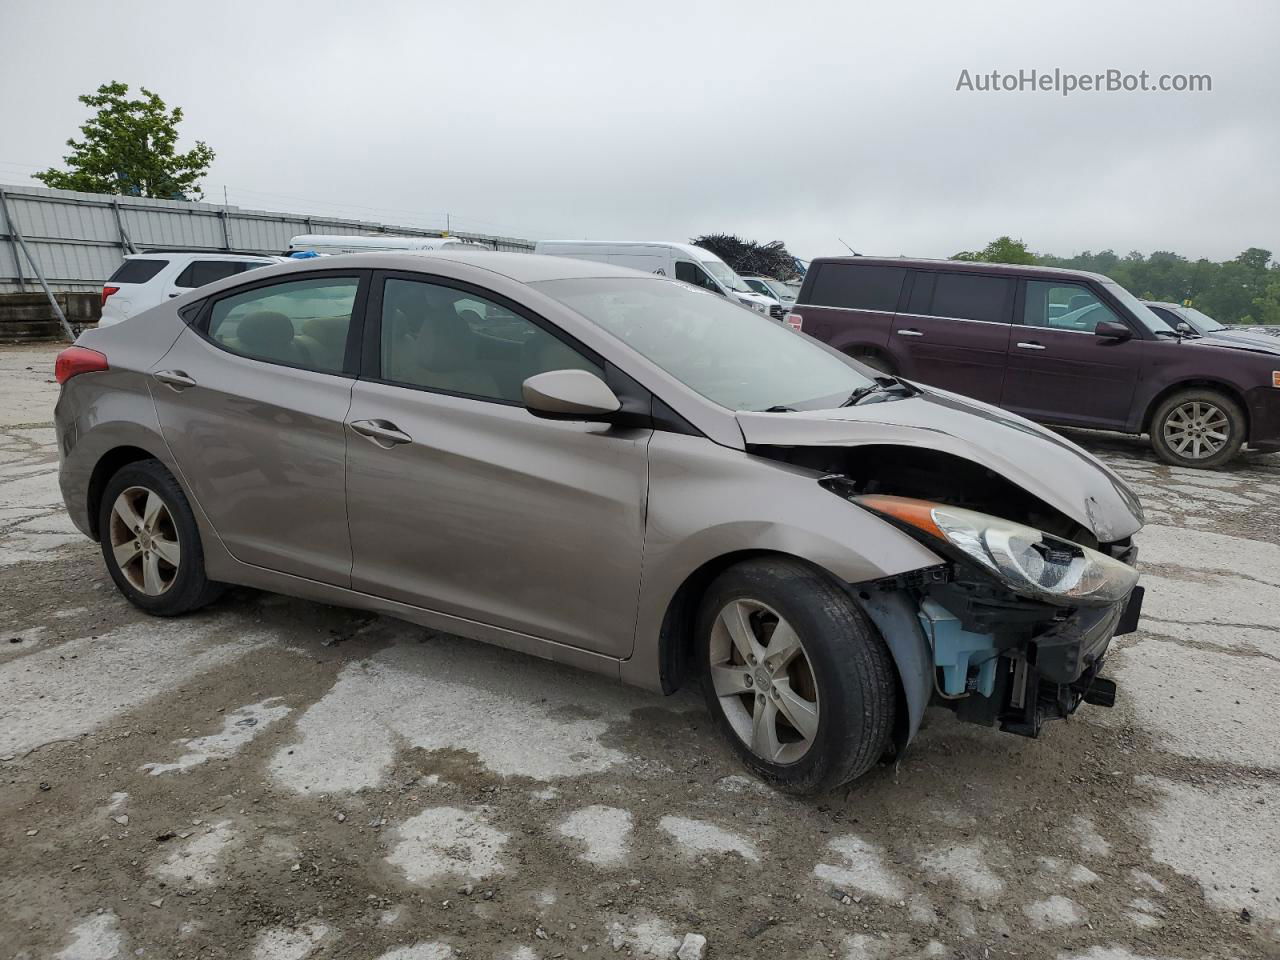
left=0, top=183, right=536, bottom=295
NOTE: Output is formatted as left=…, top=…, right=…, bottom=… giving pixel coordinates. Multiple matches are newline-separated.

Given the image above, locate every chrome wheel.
left=1163, top=401, right=1230, bottom=460
left=108, top=486, right=181, bottom=596
left=708, top=599, right=820, bottom=765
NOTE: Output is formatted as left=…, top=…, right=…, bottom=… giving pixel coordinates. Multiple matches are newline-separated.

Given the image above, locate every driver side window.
left=1023, top=281, right=1122, bottom=334
left=675, top=261, right=723, bottom=294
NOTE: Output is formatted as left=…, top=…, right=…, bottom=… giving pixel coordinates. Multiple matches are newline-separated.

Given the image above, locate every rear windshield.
left=107, top=258, right=168, bottom=284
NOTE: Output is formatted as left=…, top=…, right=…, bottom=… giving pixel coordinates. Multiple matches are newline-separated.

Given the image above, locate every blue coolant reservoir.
left=917, top=598, right=999, bottom=697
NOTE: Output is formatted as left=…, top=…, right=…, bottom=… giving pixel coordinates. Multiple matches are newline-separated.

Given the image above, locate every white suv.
left=99, top=252, right=282, bottom=327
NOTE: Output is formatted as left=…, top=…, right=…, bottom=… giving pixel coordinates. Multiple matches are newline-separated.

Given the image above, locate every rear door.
left=1000, top=279, right=1140, bottom=429
left=149, top=270, right=367, bottom=584
left=889, top=270, right=1014, bottom=404
left=343, top=271, right=650, bottom=656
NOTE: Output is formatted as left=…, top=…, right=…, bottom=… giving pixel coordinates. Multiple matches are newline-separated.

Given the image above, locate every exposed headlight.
left=857, top=495, right=1139, bottom=606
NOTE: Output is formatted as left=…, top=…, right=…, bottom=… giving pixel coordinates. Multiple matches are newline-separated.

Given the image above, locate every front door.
left=149, top=272, right=365, bottom=585
left=344, top=273, right=651, bottom=656
left=889, top=270, right=1014, bottom=404
left=1001, top=280, right=1140, bottom=429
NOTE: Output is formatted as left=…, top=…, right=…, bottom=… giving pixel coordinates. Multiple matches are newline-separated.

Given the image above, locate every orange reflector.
left=855, top=494, right=945, bottom=539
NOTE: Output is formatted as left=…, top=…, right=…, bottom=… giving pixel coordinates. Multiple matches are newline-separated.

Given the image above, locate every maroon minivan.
left=789, top=258, right=1280, bottom=468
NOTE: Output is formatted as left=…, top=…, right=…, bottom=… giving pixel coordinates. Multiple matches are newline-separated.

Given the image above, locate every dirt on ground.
left=2, top=344, right=1278, bottom=960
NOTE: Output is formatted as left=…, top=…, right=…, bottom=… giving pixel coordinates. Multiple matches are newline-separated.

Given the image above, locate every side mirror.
left=1095, top=320, right=1133, bottom=341
left=1176, top=321, right=1193, bottom=335
left=522, top=369, right=621, bottom=421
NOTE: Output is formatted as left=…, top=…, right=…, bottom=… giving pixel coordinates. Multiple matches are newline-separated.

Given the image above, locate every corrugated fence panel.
left=0, top=183, right=535, bottom=292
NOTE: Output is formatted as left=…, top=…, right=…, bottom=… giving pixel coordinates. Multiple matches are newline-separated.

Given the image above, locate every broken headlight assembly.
left=854, top=494, right=1138, bottom=607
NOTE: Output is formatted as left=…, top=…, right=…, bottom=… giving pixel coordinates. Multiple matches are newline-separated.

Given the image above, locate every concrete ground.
left=1, top=342, right=1277, bottom=960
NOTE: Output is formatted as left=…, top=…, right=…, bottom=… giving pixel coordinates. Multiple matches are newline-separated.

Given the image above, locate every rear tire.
left=697, top=558, right=897, bottom=796
left=1149, top=388, right=1245, bottom=469
left=98, top=459, right=223, bottom=616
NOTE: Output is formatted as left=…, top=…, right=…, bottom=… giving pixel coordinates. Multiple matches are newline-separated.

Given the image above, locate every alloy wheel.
left=108, top=486, right=181, bottom=596
left=1163, top=401, right=1230, bottom=460
left=708, top=598, right=820, bottom=764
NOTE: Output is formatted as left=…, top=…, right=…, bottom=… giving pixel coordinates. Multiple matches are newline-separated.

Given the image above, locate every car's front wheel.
left=1149, top=388, right=1246, bottom=469
left=697, top=558, right=897, bottom=796
left=98, top=459, right=223, bottom=616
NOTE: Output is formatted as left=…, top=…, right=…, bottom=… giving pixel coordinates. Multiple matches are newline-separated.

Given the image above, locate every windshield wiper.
left=840, top=375, right=918, bottom=407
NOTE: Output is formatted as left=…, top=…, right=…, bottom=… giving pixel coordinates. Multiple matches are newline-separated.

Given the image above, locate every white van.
left=286, top=234, right=488, bottom=255
left=532, top=241, right=779, bottom=317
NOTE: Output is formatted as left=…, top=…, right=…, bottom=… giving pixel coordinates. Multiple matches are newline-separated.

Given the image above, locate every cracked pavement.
left=1, top=343, right=1278, bottom=959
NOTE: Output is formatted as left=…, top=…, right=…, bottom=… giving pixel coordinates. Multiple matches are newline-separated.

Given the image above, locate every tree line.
left=953, top=236, right=1279, bottom=325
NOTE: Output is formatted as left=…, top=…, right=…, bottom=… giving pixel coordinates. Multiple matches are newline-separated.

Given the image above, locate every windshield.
left=532, top=277, right=876, bottom=411
left=1104, top=281, right=1176, bottom=334
left=1180, top=306, right=1225, bottom=333
left=699, top=259, right=753, bottom=294
left=764, top=279, right=797, bottom=301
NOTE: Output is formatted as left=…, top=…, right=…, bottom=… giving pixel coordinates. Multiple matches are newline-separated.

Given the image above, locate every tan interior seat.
left=222, top=311, right=313, bottom=367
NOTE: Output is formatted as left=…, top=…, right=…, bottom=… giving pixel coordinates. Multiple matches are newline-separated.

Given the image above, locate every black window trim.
left=191, top=268, right=371, bottom=379
left=359, top=269, right=609, bottom=409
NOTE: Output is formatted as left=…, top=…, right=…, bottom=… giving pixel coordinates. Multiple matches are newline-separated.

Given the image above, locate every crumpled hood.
left=737, top=386, right=1144, bottom=542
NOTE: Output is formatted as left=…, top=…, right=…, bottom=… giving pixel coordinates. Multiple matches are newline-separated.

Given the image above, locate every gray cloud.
left=2, top=0, right=1276, bottom=262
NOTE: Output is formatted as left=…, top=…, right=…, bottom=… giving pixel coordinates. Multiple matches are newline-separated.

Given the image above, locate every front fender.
left=621, top=432, right=942, bottom=692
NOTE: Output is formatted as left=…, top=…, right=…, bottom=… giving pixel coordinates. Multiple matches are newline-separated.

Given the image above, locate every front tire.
left=1149, top=388, right=1245, bottom=469
left=98, top=459, right=223, bottom=616
left=697, top=558, right=898, bottom=796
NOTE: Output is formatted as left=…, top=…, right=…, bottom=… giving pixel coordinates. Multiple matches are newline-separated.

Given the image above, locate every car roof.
left=808, top=256, right=1114, bottom=283
left=277, top=250, right=654, bottom=283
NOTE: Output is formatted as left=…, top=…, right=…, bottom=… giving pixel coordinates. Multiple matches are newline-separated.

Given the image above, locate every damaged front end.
left=827, top=473, right=1143, bottom=742
left=737, top=393, right=1146, bottom=743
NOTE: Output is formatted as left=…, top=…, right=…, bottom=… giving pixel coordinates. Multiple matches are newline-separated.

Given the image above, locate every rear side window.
left=107, top=259, right=168, bottom=284
left=924, top=273, right=1013, bottom=324
left=207, top=277, right=359, bottom=374
left=807, top=265, right=906, bottom=311
left=175, top=260, right=264, bottom=289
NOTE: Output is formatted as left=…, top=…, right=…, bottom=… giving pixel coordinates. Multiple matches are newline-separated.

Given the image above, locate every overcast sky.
left=2, top=0, right=1277, bottom=263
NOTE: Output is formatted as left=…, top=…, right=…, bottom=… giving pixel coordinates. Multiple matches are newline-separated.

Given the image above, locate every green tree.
left=35, top=81, right=215, bottom=200
left=950, top=236, right=1037, bottom=265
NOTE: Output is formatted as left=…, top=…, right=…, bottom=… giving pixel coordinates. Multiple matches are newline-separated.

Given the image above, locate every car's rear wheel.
left=98, top=459, right=222, bottom=616
left=697, top=558, right=897, bottom=796
left=1149, top=388, right=1245, bottom=469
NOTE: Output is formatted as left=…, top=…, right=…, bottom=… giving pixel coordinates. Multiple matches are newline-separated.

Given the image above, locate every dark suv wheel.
left=98, top=458, right=223, bottom=615
left=697, top=558, right=897, bottom=796
left=1150, top=388, right=1246, bottom=469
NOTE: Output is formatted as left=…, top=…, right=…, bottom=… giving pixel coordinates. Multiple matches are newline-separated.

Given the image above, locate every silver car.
left=54, top=252, right=1145, bottom=794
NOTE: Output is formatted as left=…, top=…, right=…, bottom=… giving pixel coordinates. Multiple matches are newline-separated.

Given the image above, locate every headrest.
left=236, top=311, right=295, bottom=355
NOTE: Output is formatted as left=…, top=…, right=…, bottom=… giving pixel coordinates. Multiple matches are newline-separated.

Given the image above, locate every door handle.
left=153, top=369, right=197, bottom=390
left=1016, top=341, right=1046, bottom=350
left=897, top=329, right=924, bottom=337
left=349, top=418, right=412, bottom=448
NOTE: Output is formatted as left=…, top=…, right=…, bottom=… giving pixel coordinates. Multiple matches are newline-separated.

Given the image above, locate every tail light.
left=786, top=311, right=803, bottom=332
left=101, top=285, right=120, bottom=306
left=55, top=346, right=108, bottom=384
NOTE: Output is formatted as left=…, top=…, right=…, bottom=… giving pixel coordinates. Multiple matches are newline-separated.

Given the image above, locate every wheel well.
left=86, top=446, right=156, bottom=541
left=656, top=548, right=911, bottom=748
left=842, top=345, right=895, bottom=373
left=1142, top=379, right=1250, bottom=435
